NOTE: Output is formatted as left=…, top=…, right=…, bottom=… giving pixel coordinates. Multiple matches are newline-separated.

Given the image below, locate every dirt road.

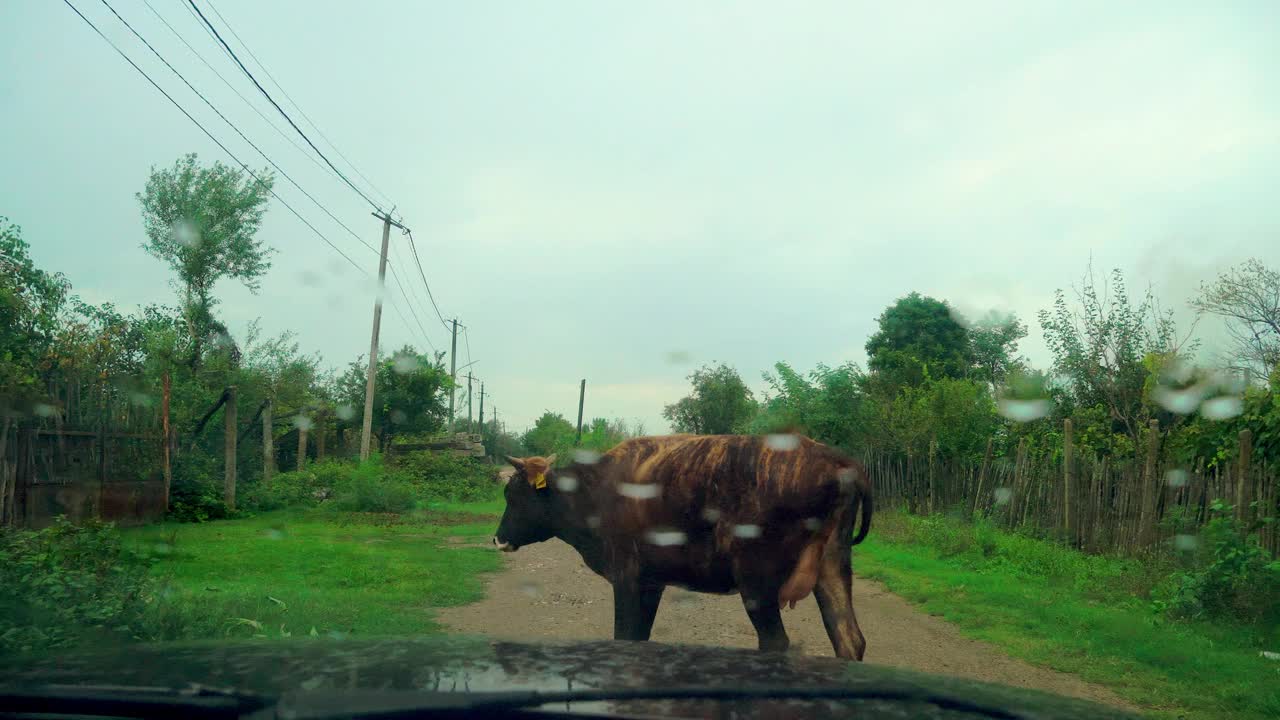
left=438, top=539, right=1134, bottom=710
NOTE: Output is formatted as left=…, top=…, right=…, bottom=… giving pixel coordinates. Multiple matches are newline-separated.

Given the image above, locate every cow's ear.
left=505, top=455, right=525, bottom=470
left=545, top=453, right=557, bottom=466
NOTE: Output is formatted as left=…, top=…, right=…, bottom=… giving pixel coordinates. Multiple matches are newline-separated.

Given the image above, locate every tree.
left=968, top=310, right=1027, bottom=388
left=334, top=346, right=450, bottom=451
left=865, top=292, right=972, bottom=388
left=0, top=217, right=70, bottom=415
left=662, top=363, right=757, bottom=434
left=1039, top=266, right=1191, bottom=442
left=521, top=412, right=576, bottom=457
left=1191, top=259, right=1280, bottom=379
left=138, top=154, right=275, bottom=368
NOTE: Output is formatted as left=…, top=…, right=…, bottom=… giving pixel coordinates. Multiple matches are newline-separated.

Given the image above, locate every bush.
left=331, top=458, right=416, bottom=513
left=1153, top=502, right=1280, bottom=631
left=168, top=452, right=232, bottom=522
left=393, top=450, right=498, bottom=502
left=241, top=460, right=351, bottom=511
left=0, top=518, right=154, bottom=655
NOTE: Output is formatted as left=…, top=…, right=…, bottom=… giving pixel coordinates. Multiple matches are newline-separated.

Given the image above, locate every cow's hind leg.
left=742, top=597, right=790, bottom=653
left=613, top=583, right=664, bottom=641
left=814, top=548, right=866, bottom=661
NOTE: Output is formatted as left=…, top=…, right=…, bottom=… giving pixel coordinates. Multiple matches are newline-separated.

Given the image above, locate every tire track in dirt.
left=438, top=539, right=1137, bottom=711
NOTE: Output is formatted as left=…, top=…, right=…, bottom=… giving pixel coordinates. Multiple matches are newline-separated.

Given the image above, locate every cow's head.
left=493, top=454, right=558, bottom=552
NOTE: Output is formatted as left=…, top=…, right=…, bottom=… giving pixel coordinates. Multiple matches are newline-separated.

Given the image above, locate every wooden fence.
left=866, top=419, right=1279, bottom=557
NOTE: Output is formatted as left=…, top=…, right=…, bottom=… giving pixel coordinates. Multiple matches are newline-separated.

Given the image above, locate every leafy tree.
left=137, top=154, right=275, bottom=368
left=521, top=411, right=576, bottom=457
left=0, top=218, right=69, bottom=416
left=334, top=346, right=450, bottom=451
left=968, top=310, right=1027, bottom=388
left=1039, top=266, right=1190, bottom=442
left=865, top=292, right=972, bottom=388
left=1191, top=259, right=1280, bottom=379
left=662, top=363, right=757, bottom=434
left=750, top=362, right=869, bottom=451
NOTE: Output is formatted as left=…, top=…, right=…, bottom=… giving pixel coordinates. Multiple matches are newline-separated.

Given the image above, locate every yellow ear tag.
left=531, top=472, right=547, bottom=490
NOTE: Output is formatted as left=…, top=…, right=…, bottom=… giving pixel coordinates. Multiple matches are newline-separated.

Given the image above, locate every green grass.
left=857, top=512, right=1280, bottom=720
left=124, top=503, right=502, bottom=642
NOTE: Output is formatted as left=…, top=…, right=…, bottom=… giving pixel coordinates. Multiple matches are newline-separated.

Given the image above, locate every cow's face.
left=493, top=454, right=558, bottom=552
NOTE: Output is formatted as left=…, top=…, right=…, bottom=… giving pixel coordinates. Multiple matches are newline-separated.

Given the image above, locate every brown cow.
left=493, top=433, right=873, bottom=660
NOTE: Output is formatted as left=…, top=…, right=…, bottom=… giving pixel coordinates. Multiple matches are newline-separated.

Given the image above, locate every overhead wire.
left=98, top=0, right=379, bottom=257
left=61, top=0, right=368, bottom=277
left=405, top=229, right=452, bottom=331
left=387, top=265, right=438, bottom=354
left=186, top=0, right=387, bottom=214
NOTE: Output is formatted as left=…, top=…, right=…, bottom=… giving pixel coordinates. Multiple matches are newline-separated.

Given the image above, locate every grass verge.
left=857, top=511, right=1279, bottom=720
left=124, top=503, right=502, bottom=642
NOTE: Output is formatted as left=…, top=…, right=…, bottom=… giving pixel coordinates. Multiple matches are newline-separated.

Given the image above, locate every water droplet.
left=152, top=542, right=173, bottom=555
left=837, top=468, right=857, bottom=488
left=555, top=474, right=578, bottom=492
left=743, top=598, right=760, bottom=611
left=390, top=409, right=408, bottom=424
left=1200, top=395, right=1243, bottom=420
left=294, top=415, right=314, bottom=431
left=803, top=517, right=822, bottom=531
left=336, top=404, right=356, bottom=421
left=298, top=270, right=322, bottom=287
left=732, top=524, right=762, bottom=539
left=1165, top=469, right=1190, bottom=488
left=997, top=398, right=1052, bottom=422
left=1152, top=385, right=1205, bottom=414
left=573, top=449, right=601, bottom=464
left=392, top=354, right=419, bottom=374
left=618, top=483, right=661, bottom=500
left=644, top=528, right=687, bottom=546
left=1173, top=534, right=1198, bottom=552
left=518, top=580, right=541, bottom=597
left=665, top=351, right=692, bottom=365
left=33, top=403, right=57, bottom=418
left=993, top=487, right=1012, bottom=505
left=701, top=507, right=721, bottom=523
left=129, top=392, right=153, bottom=407
left=585, top=515, right=601, bottom=529
left=263, top=528, right=284, bottom=540
left=173, top=220, right=199, bottom=248
left=765, top=434, right=800, bottom=451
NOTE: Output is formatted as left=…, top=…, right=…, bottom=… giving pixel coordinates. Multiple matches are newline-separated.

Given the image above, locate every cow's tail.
left=849, top=463, right=873, bottom=546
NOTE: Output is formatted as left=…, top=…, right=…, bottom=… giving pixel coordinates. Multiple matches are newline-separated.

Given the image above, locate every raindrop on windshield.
left=555, top=474, right=579, bottom=492
left=263, top=528, right=284, bottom=540
left=336, top=404, right=356, bottom=421
left=644, top=528, right=687, bottom=547
left=997, top=398, right=1051, bottom=422
left=1165, top=469, right=1190, bottom=488
left=294, top=415, right=314, bottom=431
left=765, top=434, right=800, bottom=451
left=803, top=517, right=822, bottom=531
left=392, top=354, right=419, bottom=374
left=1152, top=385, right=1205, bottom=414
left=33, top=403, right=57, bottom=418
left=701, top=507, right=721, bottom=523
left=1200, top=395, right=1243, bottom=420
left=573, top=449, right=601, bottom=464
left=732, top=524, right=762, bottom=539
left=173, top=220, right=199, bottom=248
left=129, top=392, right=153, bottom=407
left=994, top=487, right=1013, bottom=505
left=665, top=351, right=692, bottom=365
left=1173, top=534, right=1199, bottom=552
left=390, top=409, right=408, bottom=424
left=837, top=468, right=857, bottom=488
left=618, top=483, right=661, bottom=500
left=518, top=580, right=541, bottom=597
left=298, top=270, right=322, bottom=287
left=586, top=515, right=602, bottom=529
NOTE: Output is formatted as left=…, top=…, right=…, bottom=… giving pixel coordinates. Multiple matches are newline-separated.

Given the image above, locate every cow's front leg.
left=742, top=597, right=790, bottom=652
left=612, top=583, right=664, bottom=641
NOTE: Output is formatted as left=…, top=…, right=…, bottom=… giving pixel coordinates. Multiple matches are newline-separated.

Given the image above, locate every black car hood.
left=1, top=636, right=1137, bottom=720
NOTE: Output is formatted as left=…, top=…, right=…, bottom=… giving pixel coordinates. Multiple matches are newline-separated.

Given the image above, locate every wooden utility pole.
left=575, top=379, right=586, bottom=445
left=478, top=383, right=486, bottom=429
left=466, top=372, right=474, bottom=431
left=360, top=212, right=403, bottom=461
left=161, top=372, right=172, bottom=512
left=1238, top=428, right=1253, bottom=526
left=262, top=398, right=274, bottom=486
left=1140, top=418, right=1159, bottom=547
left=448, top=318, right=459, bottom=430
left=1063, top=418, right=1074, bottom=543
left=224, top=385, right=237, bottom=509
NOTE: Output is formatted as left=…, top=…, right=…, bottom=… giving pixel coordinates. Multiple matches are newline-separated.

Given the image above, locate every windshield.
left=1, top=3, right=1276, bottom=720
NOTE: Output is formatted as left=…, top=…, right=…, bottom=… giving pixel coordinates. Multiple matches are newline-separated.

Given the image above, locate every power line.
left=186, top=0, right=387, bottom=214
left=387, top=264, right=438, bottom=354
left=61, top=0, right=368, bottom=277
left=387, top=239, right=443, bottom=348
left=462, top=325, right=474, bottom=369
left=99, top=0, right=379, bottom=258
left=203, top=0, right=397, bottom=213
left=405, top=229, right=452, bottom=331
left=142, top=0, right=332, bottom=181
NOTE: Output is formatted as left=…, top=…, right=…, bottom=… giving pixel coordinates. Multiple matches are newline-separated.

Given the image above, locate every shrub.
left=241, top=460, right=349, bottom=511
left=331, top=459, right=416, bottom=513
left=393, top=450, right=498, bottom=502
left=168, top=452, right=232, bottom=522
left=0, top=518, right=154, bottom=655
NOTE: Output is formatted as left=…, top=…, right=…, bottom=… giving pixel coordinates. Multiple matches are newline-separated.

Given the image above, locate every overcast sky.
left=3, top=1, right=1278, bottom=433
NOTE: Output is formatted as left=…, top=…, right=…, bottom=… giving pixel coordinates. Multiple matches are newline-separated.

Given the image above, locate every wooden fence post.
left=297, top=418, right=309, bottom=472
left=927, top=438, right=938, bottom=515
left=224, top=385, right=237, bottom=510
left=1140, top=419, right=1159, bottom=547
left=316, top=411, right=327, bottom=461
left=1237, top=428, right=1252, bottom=527
left=262, top=398, right=274, bottom=487
left=161, top=372, right=172, bottom=513
left=1063, top=418, right=1073, bottom=544
left=973, top=438, right=993, bottom=518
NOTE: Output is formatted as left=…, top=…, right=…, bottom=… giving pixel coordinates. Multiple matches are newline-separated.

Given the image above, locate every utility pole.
left=575, top=378, right=586, bottom=445
left=466, top=372, right=474, bottom=431
left=448, top=318, right=458, bottom=432
left=478, top=383, right=486, bottom=429
left=360, top=211, right=405, bottom=460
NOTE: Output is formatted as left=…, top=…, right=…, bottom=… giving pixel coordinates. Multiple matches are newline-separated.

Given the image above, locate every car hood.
left=1, top=636, right=1137, bottom=720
